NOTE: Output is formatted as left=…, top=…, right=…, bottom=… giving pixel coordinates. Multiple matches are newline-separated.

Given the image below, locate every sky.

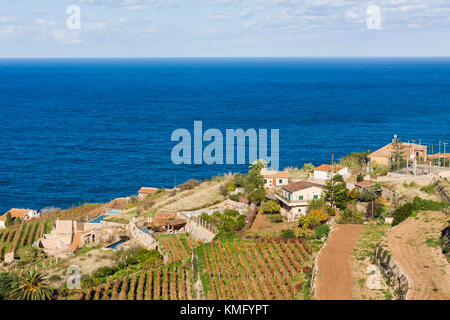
left=0, top=0, right=450, bottom=57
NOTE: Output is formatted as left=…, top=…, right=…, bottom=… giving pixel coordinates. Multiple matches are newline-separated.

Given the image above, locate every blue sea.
left=0, top=58, right=449, bottom=213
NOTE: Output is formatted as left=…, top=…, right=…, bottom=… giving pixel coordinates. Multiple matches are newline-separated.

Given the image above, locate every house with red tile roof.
left=138, top=187, right=159, bottom=199
left=368, top=142, right=427, bottom=165
left=313, top=164, right=350, bottom=180
left=0, top=208, right=39, bottom=229
left=261, top=168, right=289, bottom=188
left=275, top=180, right=324, bottom=221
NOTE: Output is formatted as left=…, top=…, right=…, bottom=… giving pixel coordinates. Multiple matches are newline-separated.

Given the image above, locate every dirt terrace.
left=384, top=211, right=450, bottom=300
left=315, top=224, right=363, bottom=300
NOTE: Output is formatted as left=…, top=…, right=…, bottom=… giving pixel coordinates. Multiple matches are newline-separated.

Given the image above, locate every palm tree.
left=10, top=271, right=54, bottom=300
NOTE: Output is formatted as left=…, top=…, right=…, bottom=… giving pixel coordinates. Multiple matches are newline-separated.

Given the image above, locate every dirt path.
left=384, top=211, right=450, bottom=300
left=315, top=224, right=363, bottom=300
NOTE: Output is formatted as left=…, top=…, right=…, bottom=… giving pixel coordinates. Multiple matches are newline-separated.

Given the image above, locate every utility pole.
left=439, top=140, right=442, bottom=167
left=444, top=143, right=448, bottom=168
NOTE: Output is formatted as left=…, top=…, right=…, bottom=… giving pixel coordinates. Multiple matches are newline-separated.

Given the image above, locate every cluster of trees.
left=339, top=151, right=371, bottom=171
left=322, top=174, right=349, bottom=210
left=232, top=160, right=266, bottom=204
left=200, top=210, right=246, bottom=240
left=297, top=205, right=330, bottom=239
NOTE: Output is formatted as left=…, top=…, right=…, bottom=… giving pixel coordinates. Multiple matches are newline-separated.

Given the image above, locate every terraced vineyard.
left=157, top=234, right=199, bottom=263
left=0, top=220, right=46, bottom=255
left=195, top=239, right=313, bottom=300
left=80, top=264, right=193, bottom=300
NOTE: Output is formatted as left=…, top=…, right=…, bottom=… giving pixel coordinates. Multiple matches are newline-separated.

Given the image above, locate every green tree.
left=249, top=188, right=266, bottom=205
left=0, top=272, right=19, bottom=300
left=260, top=200, right=281, bottom=214
left=10, top=271, right=55, bottom=300
left=356, top=173, right=364, bottom=182
left=5, top=212, right=12, bottom=227
left=249, top=159, right=266, bottom=172
left=358, top=189, right=378, bottom=202
left=340, top=151, right=371, bottom=171
left=25, top=247, right=46, bottom=263
left=323, top=174, right=349, bottom=209
left=279, top=229, right=296, bottom=239
left=300, top=163, right=315, bottom=178
left=389, top=139, right=406, bottom=171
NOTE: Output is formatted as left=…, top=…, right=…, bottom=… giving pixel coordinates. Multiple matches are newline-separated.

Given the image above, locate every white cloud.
left=35, top=18, right=56, bottom=27
left=51, top=29, right=83, bottom=44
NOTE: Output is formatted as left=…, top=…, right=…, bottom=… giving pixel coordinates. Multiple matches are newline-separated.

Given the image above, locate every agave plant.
left=10, top=271, right=55, bottom=300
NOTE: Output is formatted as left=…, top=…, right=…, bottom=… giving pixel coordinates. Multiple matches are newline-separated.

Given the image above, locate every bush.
left=229, top=194, right=240, bottom=202
left=356, top=173, right=364, bottom=182
left=260, top=200, right=281, bottom=214
left=306, top=198, right=326, bottom=213
left=412, top=196, right=448, bottom=211
left=420, top=184, right=436, bottom=194
left=48, top=274, right=62, bottom=282
left=358, top=189, right=378, bottom=202
left=178, top=179, right=200, bottom=191
left=392, top=203, right=415, bottom=226
left=268, top=214, right=283, bottom=223
left=279, top=229, right=296, bottom=239
left=314, top=224, right=330, bottom=239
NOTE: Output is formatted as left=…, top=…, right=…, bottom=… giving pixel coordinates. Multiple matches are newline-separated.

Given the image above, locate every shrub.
left=356, top=173, right=364, bottom=182
left=358, top=189, right=378, bottom=202
left=412, top=196, right=448, bottom=211
left=298, top=209, right=328, bottom=229
left=392, top=203, right=415, bottom=226
left=306, top=198, right=326, bottom=213
left=260, top=200, right=281, bottom=214
left=268, top=214, right=283, bottom=223
left=420, top=184, right=436, bottom=194
left=279, top=229, right=296, bottom=239
left=226, top=182, right=236, bottom=195
left=229, top=194, right=240, bottom=202
left=314, top=224, right=330, bottom=239
left=178, top=179, right=200, bottom=191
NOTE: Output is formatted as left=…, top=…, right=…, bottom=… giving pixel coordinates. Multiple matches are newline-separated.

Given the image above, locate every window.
left=279, top=179, right=283, bottom=184
left=288, top=193, right=291, bottom=200
left=298, top=208, right=302, bottom=213
left=264, top=179, right=267, bottom=183
left=298, top=195, right=303, bottom=200
left=313, top=195, right=318, bottom=199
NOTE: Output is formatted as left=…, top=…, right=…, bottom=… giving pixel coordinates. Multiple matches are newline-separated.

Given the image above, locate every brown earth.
left=383, top=211, right=450, bottom=300
left=315, top=224, right=363, bottom=300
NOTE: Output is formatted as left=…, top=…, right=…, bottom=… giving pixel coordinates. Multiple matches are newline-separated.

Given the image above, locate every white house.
left=261, top=168, right=289, bottom=188
left=0, top=208, right=39, bottom=229
left=313, top=164, right=350, bottom=180
left=275, top=181, right=324, bottom=221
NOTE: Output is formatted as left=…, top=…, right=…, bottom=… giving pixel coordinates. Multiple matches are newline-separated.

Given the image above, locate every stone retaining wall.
left=184, top=219, right=216, bottom=243
left=374, top=245, right=409, bottom=299
left=127, top=220, right=158, bottom=250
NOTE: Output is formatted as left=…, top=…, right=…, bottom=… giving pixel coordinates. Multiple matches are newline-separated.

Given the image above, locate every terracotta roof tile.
left=283, top=181, right=323, bottom=193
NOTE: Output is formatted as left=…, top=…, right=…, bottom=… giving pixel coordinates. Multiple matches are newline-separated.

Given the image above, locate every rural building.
left=354, top=180, right=376, bottom=192
left=275, top=181, right=324, bottom=221
left=430, top=153, right=450, bottom=160
left=261, top=168, right=289, bottom=188
left=313, top=164, right=350, bottom=180
left=138, top=187, right=159, bottom=199
left=368, top=142, right=427, bottom=165
left=0, top=208, right=39, bottom=229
